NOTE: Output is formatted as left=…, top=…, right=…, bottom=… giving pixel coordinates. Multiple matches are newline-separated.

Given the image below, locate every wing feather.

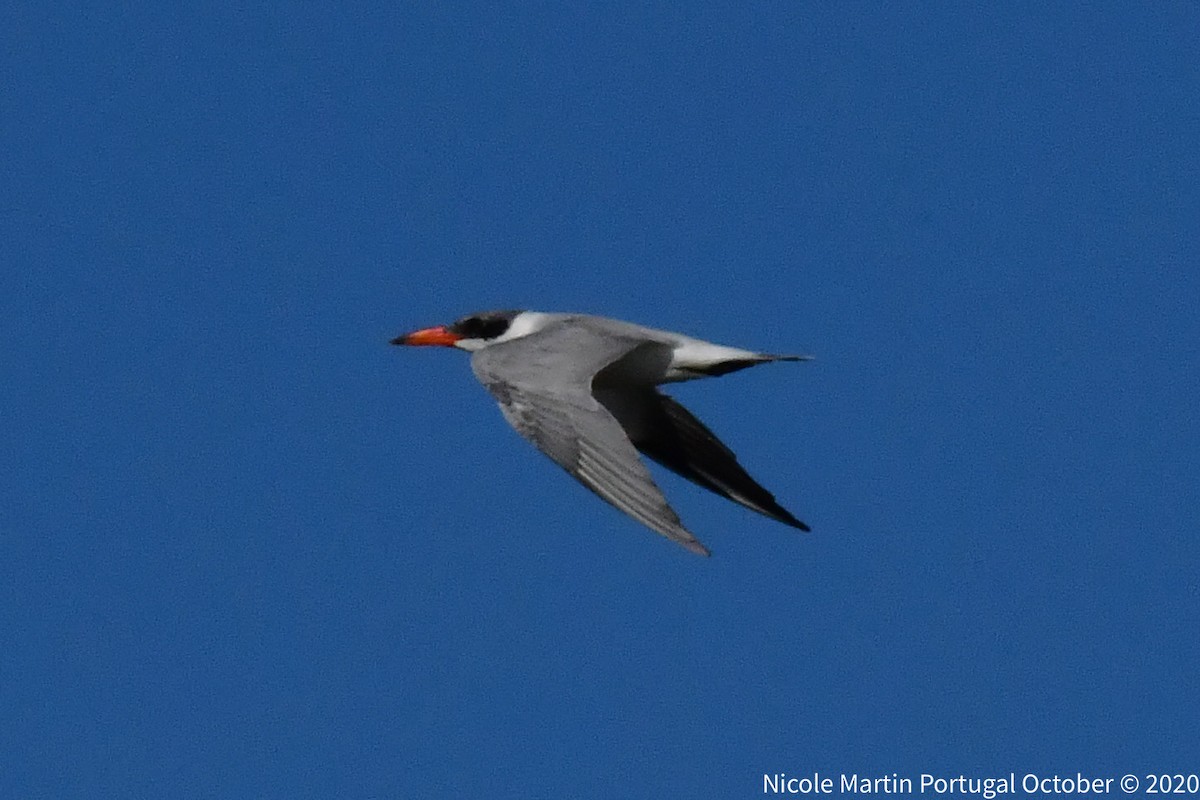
left=471, top=323, right=710, bottom=556
left=629, top=392, right=810, bottom=531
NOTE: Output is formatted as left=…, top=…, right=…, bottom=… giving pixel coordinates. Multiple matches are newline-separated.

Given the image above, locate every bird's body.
left=392, top=310, right=811, bottom=556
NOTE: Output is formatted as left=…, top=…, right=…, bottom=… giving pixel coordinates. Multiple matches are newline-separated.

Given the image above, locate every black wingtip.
left=754, top=497, right=811, bottom=531
left=773, top=510, right=811, bottom=532
left=742, top=493, right=810, bottom=532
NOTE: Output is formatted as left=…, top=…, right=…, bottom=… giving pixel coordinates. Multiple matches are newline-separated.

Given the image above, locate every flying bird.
left=391, top=310, right=811, bottom=556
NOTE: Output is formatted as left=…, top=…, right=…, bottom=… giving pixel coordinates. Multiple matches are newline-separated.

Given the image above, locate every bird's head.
left=391, top=309, right=532, bottom=352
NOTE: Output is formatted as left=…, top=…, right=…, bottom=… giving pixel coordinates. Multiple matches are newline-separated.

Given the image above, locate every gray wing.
left=471, top=322, right=710, bottom=556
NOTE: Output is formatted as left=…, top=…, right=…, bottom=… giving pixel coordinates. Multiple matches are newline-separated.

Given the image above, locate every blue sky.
left=3, top=5, right=1198, bottom=798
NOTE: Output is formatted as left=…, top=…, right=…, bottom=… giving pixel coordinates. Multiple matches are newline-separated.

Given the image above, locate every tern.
left=392, top=310, right=811, bottom=556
